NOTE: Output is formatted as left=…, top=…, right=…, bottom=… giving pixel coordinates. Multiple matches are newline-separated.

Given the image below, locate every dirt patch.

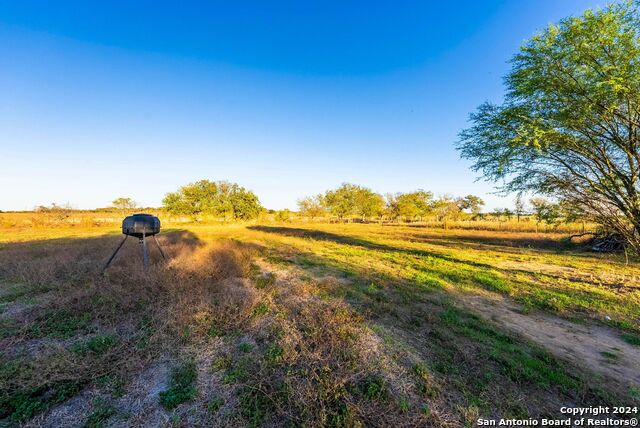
left=110, top=361, right=171, bottom=427
left=24, top=389, right=95, bottom=428
left=456, top=291, right=640, bottom=391
left=0, top=302, right=32, bottom=320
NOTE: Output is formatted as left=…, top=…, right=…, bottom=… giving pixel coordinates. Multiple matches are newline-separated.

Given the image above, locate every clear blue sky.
left=0, top=1, right=607, bottom=211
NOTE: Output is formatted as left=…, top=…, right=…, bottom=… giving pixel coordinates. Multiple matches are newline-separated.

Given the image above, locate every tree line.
left=33, top=180, right=587, bottom=227
left=297, top=183, right=485, bottom=222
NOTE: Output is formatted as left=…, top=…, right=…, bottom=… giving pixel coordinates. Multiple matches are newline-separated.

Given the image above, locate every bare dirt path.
left=455, top=291, right=640, bottom=393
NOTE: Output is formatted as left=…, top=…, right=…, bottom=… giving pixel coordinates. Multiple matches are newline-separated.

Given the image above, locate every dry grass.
left=0, top=211, right=593, bottom=242
left=0, top=221, right=638, bottom=426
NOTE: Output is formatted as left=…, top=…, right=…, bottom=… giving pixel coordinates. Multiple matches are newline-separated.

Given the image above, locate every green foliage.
left=432, top=195, right=461, bottom=222
left=421, top=403, right=431, bottom=416
left=274, top=209, right=292, bottom=222
left=159, top=360, right=198, bottom=409
left=239, top=386, right=269, bottom=428
left=323, top=183, right=384, bottom=220
left=111, top=197, right=136, bottom=210
left=222, top=357, right=251, bottom=384
left=600, top=350, right=619, bottom=361
left=398, top=396, right=410, bottom=412
left=439, top=305, right=578, bottom=390
left=386, top=190, right=434, bottom=221
left=457, top=1, right=640, bottom=251
left=456, top=195, right=485, bottom=217
left=162, top=179, right=262, bottom=220
left=297, top=194, right=326, bottom=218
left=529, top=198, right=560, bottom=224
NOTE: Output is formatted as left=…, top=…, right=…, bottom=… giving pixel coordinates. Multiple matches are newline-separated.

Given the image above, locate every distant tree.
left=35, top=203, right=74, bottom=222
left=458, top=2, right=640, bottom=251
left=163, top=180, right=262, bottom=220
left=492, top=208, right=506, bottom=221
left=433, top=195, right=461, bottom=228
left=514, top=196, right=526, bottom=222
left=297, top=195, right=326, bottom=219
left=323, top=184, right=356, bottom=220
left=323, top=183, right=383, bottom=221
left=530, top=198, right=559, bottom=225
left=275, top=209, right=292, bottom=222
left=112, top=197, right=137, bottom=212
left=456, top=195, right=485, bottom=218
left=388, top=190, right=433, bottom=221
left=229, top=188, right=262, bottom=220
left=354, top=187, right=385, bottom=221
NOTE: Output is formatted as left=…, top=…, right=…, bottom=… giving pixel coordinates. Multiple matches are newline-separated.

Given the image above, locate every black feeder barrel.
left=122, top=213, right=161, bottom=238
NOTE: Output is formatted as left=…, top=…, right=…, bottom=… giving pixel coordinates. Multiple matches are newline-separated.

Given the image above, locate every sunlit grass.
left=0, top=220, right=637, bottom=425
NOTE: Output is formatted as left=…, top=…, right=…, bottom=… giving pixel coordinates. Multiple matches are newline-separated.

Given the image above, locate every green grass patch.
left=622, top=334, right=640, bottom=346
left=439, top=304, right=578, bottom=391
left=264, top=343, right=284, bottom=365
left=397, top=396, right=410, bottom=412
left=84, top=398, right=115, bottom=428
left=239, top=386, right=269, bottom=428
left=207, top=322, right=224, bottom=338
left=0, top=379, right=82, bottom=423
left=238, top=342, right=252, bottom=353
left=223, top=358, right=251, bottom=384
left=159, top=360, right=198, bottom=410
left=251, top=302, right=270, bottom=318
left=211, top=355, right=231, bottom=371
left=29, top=310, right=93, bottom=338
left=96, top=375, right=126, bottom=398
left=73, top=334, right=118, bottom=355
left=474, top=272, right=511, bottom=293
left=357, top=374, right=386, bottom=400
left=207, top=396, right=224, bottom=413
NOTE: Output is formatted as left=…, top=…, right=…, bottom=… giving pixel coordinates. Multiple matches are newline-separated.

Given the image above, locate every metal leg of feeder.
left=142, top=231, right=149, bottom=273
left=103, top=235, right=128, bottom=272
left=153, top=235, right=166, bottom=259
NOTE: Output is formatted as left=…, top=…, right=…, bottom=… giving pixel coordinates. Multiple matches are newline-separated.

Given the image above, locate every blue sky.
left=0, top=1, right=608, bottom=211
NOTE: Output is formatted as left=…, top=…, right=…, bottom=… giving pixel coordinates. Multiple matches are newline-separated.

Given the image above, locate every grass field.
left=0, top=222, right=639, bottom=427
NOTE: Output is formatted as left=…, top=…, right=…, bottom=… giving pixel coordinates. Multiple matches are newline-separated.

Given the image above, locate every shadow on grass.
left=249, top=226, right=493, bottom=269
left=0, top=229, right=203, bottom=274
left=248, top=225, right=639, bottom=328
left=248, top=225, right=634, bottom=282
left=0, top=229, right=260, bottom=424
left=381, top=223, right=580, bottom=250
left=246, top=230, right=627, bottom=415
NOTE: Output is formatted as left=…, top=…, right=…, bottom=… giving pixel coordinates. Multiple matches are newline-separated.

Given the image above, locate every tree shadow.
left=0, top=229, right=204, bottom=280
left=246, top=229, right=622, bottom=413
left=249, top=225, right=493, bottom=270
left=248, top=225, right=637, bottom=303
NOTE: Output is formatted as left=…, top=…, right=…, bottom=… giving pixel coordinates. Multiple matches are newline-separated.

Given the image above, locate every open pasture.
left=0, top=222, right=638, bottom=426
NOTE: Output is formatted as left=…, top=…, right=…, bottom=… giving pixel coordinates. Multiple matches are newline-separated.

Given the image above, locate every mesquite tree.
left=458, top=2, right=640, bottom=251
